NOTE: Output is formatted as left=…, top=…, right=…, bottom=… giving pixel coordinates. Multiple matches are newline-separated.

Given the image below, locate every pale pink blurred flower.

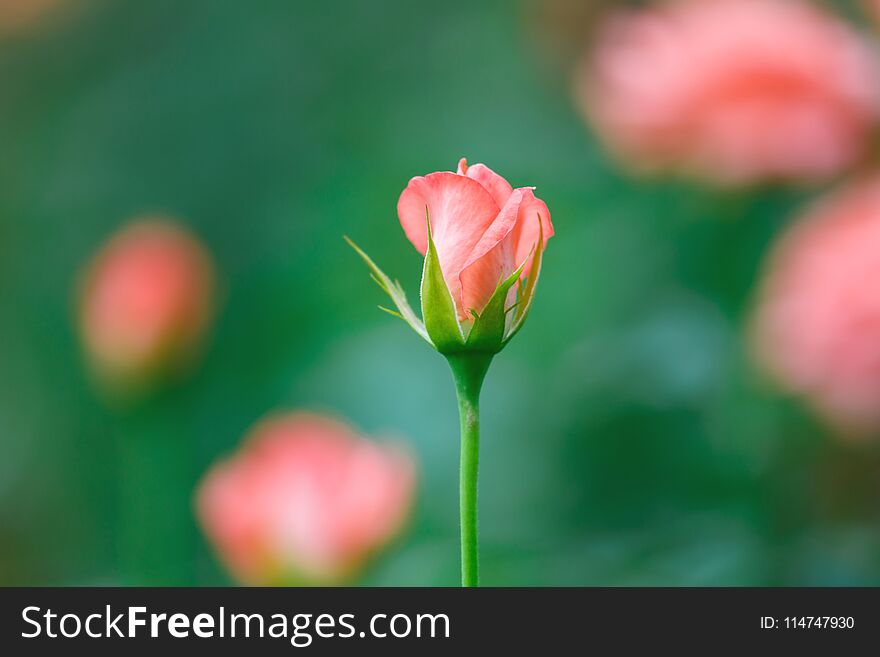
left=579, top=0, right=880, bottom=185
left=751, top=177, right=880, bottom=436
left=196, top=413, right=415, bottom=586
left=78, top=218, right=216, bottom=389
left=398, top=158, right=553, bottom=320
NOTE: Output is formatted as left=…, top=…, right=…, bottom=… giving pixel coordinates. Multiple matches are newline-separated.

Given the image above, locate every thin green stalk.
left=447, top=352, right=493, bottom=587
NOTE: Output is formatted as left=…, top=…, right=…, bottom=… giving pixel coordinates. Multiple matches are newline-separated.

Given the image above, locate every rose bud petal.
left=77, top=218, right=216, bottom=392
left=578, top=0, right=880, bottom=185
left=196, top=412, right=416, bottom=586
left=750, top=177, right=880, bottom=437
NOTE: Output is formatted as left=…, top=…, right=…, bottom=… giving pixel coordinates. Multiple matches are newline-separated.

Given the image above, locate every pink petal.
left=511, top=189, right=553, bottom=278
left=397, top=171, right=500, bottom=308
left=459, top=236, right=516, bottom=318
left=463, top=161, right=514, bottom=208
left=457, top=191, right=525, bottom=316
left=458, top=188, right=552, bottom=316
left=462, top=187, right=529, bottom=271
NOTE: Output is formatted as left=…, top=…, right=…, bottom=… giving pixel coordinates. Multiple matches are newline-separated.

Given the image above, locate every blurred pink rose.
left=751, top=177, right=880, bottom=436
left=398, top=158, right=553, bottom=319
left=579, top=0, right=880, bottom=185
left=78, top=218, right=216, bottom=389
left=197, top=413, right=415, bottom=585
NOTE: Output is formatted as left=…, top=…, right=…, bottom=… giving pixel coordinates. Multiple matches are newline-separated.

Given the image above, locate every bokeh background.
left=2, top=0, right=880, bottom=586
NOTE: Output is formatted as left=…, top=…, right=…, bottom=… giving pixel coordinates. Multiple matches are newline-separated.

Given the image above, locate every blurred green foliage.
left=1, top=0, right=880, bottom=586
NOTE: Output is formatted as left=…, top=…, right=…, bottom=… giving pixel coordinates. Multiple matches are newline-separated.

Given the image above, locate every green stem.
left=447, top=352, right=493, bottom=587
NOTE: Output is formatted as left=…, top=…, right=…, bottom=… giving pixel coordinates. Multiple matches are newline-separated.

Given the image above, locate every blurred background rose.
left=3, top=0, right=880, bottom=586
left=197, top=413, right=414, bottom=586
left=750, top=178, right=880, bottom=437
left=577, top=0, right=880, bottom=185
left=77, top=218, right=216, bottom=395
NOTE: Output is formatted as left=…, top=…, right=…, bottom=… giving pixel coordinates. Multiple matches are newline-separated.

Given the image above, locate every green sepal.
left=503, top=217, right=545, bottom=346
left=345, top=236, right=431, bottom=345
left=465, top=258, right=527, bottom=354
left=420, top=219, right=465, bottom=353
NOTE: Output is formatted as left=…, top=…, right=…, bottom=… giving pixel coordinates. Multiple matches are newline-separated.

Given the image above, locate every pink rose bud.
left=348, top=159, right=553, bottom=354
left=196, top=413, right=416, bottom=586
left=77, top=218, right=216, bottom=391
left=751, top=177, right=880, bottom=436
left=578, top=0, right=880, bottom=185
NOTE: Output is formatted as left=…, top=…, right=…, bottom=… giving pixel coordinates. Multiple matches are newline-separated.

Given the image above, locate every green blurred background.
left=2, top=0, right=880, bottom=586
